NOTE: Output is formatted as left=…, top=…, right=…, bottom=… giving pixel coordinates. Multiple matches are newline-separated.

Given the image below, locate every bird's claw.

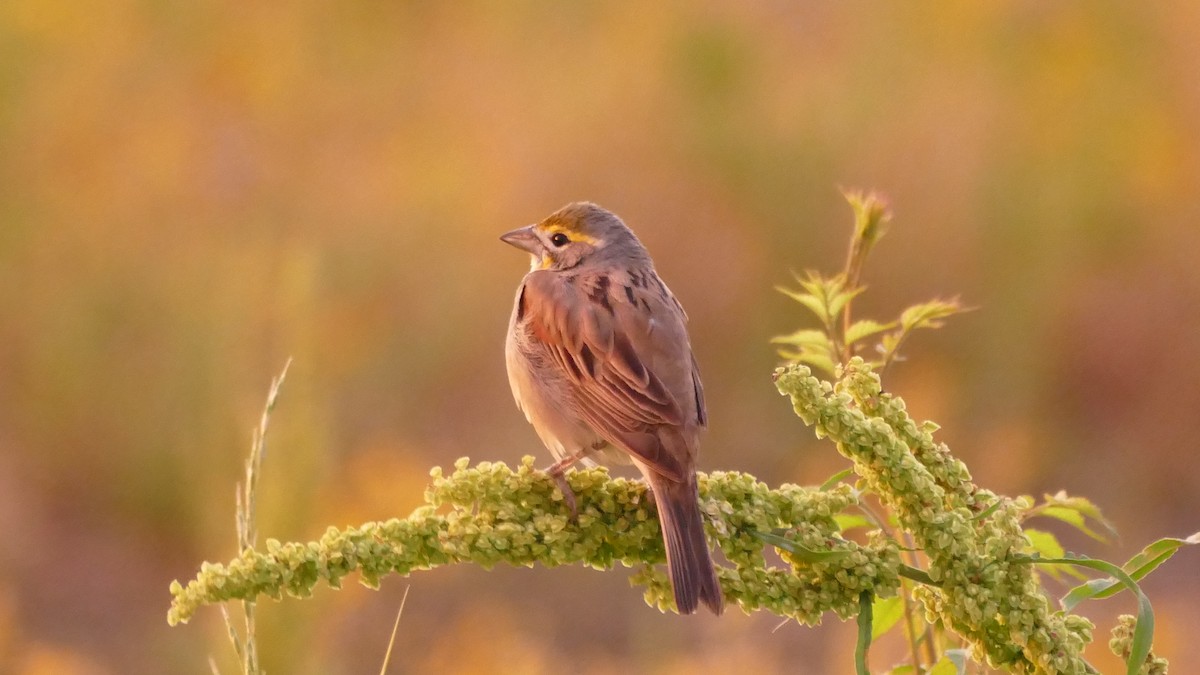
left=550, top=470, right=580, bottom=522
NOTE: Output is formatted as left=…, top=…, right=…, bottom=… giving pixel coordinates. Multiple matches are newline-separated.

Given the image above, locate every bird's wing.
left=690, top=352, right=707, bottom=428
left=517, top=270, right=689, bottom=481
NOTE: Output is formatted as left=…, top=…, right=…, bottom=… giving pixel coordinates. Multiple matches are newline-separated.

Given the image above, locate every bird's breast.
left=505, top=286, right=609, bottom=463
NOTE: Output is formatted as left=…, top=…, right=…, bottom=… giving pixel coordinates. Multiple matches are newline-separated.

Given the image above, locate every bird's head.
left=501, top=202, right=648, bottom=271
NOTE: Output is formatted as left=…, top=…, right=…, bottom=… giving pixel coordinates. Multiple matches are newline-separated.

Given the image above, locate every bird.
left=501, top=201, right=724, bottom=616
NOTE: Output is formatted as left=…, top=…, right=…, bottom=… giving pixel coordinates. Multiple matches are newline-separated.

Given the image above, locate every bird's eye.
left=550, top=232, right=570, bottom=247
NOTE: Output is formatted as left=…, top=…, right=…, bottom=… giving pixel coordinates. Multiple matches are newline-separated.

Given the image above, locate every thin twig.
left=841, top=240, right=866, bottom=365
left=229, top=358, right=293, bottom=675
left=378, top=585, right=411, bottom=675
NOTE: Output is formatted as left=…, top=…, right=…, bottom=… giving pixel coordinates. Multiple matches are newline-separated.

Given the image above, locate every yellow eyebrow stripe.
left=538, top=223, right=600, bottom=245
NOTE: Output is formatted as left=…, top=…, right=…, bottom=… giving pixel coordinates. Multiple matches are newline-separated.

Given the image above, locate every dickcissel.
left=501, top=202, right=723, bottom=615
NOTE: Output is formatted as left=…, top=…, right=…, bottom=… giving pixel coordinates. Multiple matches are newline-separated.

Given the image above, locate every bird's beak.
left=500, top=225, right=543, bottom=256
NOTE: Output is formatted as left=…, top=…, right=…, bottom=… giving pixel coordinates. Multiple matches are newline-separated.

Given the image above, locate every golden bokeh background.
left=1, top=2, right=1197, bottom=673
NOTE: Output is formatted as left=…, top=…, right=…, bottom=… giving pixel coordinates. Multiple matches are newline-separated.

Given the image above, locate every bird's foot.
left=548, top=469, right=579, bottom=521
left=545, top=450, right=592, bottom=522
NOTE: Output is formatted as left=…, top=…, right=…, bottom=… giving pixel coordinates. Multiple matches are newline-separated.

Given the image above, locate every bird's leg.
left=545, top=459, right=579, bottom=519
left=544, top=441, right=606, bottom=520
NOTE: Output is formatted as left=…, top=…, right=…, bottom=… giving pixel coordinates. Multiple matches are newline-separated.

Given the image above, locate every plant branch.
left=169, top=459, right=901, bottom=626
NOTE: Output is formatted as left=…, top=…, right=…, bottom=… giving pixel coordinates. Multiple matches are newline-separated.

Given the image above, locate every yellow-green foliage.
left=778, top=360, right=1093, bottom=673
left=169, top=456, right=900, bottom=627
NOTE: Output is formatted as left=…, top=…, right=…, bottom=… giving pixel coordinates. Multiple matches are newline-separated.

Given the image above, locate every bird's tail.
left=649, top=473, right=724, bottom=615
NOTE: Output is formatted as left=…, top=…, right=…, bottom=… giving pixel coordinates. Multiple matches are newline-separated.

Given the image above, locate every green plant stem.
left=839, top=242, right=865, bottom=365
left=855, top=591, right=872, bottom=675
left=903, top=532, right=941, bottom=670
left=899, top=577, right=924, bottom=674
left=895, top=564, right=937, bottom=586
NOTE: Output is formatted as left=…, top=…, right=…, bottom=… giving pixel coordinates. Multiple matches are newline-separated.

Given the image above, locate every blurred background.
left=0, top=2, right=1197, bottom=673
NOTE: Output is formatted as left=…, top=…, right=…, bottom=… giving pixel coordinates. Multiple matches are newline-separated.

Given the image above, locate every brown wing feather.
left=520, top=270, right=688, bottom=480
left=689, top=354, right=707, bottom=428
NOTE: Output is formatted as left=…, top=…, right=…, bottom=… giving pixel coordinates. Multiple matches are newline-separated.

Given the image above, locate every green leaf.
left=945, top=649, right=970, bottom=670
left=870, top=595, right=904, bottom=640
left=818, top=468, right=855, bottom=491
left=1037, top=506, right=1101, bottom=539
left=845, top=319, right=896, bottom=346
left=776, top=347, right=838, bottom=377
left=778, top=271, right=865, bottom=331
left=1118, top=531, right=1200, bottom=579
left=1030, top=492, right=1119, bottom=543
left=752, top=531, right=853, bottom=563
left=827, top=285, right=866, bottom=323
left=1024, top=528, right=1087, bottom=582
left=835, top=514, right=872, bottom=533
left=1024, top=528, right=1065, bottom=557
left=780, top=272, right=850, bottom=327
left=844, top=189, right=891, bottom=246
left=771, top=329, right=834, bottom=348
left=777, top=286, right=834, bottom=326
left=970, top=499, right=1004, bottom=521
left=855, top=591, right=872, bottom=675
left=928, top=656, right=961, bottom=675
left=941, top=649, right=970, bottom=674
left=875, top=332, right=906, bottom=367
left=1061, top=533, right=1200, bottom=608
left=794, top=270, right=834, bottom=296
left=1061, top=578, right=1119, bottom=611
left=899, top=299, right=967, bottom=331
left=874, top=299, right=969, bottom=368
